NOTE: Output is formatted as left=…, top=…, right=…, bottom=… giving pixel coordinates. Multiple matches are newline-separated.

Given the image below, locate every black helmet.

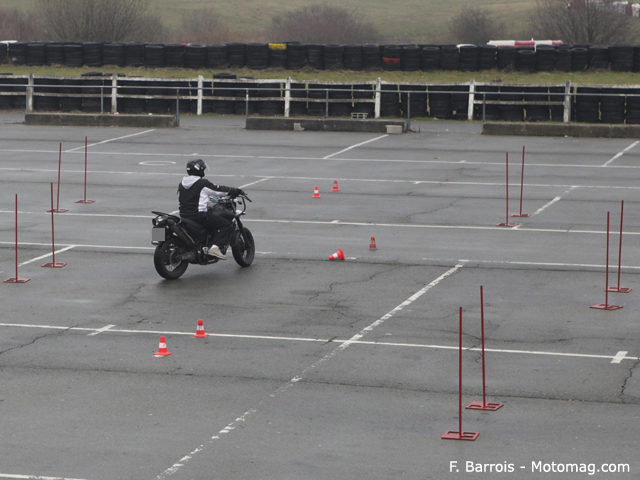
left=186, top=159, right=207, bottom=177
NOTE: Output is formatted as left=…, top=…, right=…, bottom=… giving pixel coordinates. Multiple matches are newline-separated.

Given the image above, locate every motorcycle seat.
left=180, top=217, right=208, bottom=237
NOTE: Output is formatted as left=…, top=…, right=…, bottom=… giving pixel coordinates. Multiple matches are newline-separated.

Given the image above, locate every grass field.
left=4, top=64, right=640, bottom=87
left=1, top=0, right=538, bottom=44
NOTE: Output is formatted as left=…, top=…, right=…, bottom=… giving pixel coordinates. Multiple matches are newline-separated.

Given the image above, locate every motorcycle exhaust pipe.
left=169, top=224, right=198, bottom=250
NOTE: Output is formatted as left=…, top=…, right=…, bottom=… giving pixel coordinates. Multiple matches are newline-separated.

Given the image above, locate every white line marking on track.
left=156, top=262, right=466, bottom=478
left=239, top=178, right=269, bottom=188
left=322, top=135, right=389, bottom=159
left=7, top=146, right=640, bottom=170
left=63, top=130, right=156, bottom=152
left=0, top=474, right=92, bottom=480
left=87, top=324, right=116, bottom=336
left=531, top=186, right=576, bottom=217
left=611, top=351, right=629, bottom=363
left=18, top=246, right=75, bottom=267
left=0, top=320, right=635, bottom=363
left=602, top=141, right=639, bottom=167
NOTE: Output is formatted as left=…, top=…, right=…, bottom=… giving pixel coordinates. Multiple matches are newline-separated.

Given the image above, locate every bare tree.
left=448, top=7, right=507, bottom=44
left=0, top=8, right=42, bottom=40
left=175, top=9, right=231, bottom=44
left=530, top=0, right=640, bottom=44
left=269, top=4, right=382, bottom=44
left=34, top=0, right=164, bottom=42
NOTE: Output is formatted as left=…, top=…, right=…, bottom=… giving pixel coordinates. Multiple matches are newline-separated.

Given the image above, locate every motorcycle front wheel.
left=154, top=238, right=189, bottom=279
left=232, top=227, right=255, bottom=267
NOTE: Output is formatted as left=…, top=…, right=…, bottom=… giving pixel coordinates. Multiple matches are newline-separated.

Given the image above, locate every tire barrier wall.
left=4, top=41, right=640, bottom=73
left=2, top=73, right=640, bottom=124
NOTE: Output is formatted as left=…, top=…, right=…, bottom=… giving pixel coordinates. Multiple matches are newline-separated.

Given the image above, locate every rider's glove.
left=228, top=187, right=241, bottom=198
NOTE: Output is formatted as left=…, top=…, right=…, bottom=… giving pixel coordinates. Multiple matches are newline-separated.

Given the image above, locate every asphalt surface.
left=1, top=113, right=639, bottom=480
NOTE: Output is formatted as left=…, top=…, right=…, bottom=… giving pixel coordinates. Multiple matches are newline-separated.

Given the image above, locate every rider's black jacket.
left=177, top=175, right=233, bottom=218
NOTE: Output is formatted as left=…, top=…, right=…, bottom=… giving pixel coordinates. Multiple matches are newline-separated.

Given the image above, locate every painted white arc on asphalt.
left=322, top=134, right=388, bottom=159
left=155, top=262, right=466, bottom=478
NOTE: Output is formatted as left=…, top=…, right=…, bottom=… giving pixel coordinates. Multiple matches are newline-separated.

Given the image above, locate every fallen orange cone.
left=192, top=319, right=209, bottom=338
left=153, top=336, right=172, bottom=356
left=329, top=248, right=345, bottom=260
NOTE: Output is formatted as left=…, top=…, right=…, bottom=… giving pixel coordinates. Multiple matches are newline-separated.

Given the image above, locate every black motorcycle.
left=151, top=194, right=255, bottom=279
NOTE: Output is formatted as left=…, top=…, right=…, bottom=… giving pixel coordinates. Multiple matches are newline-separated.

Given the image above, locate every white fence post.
left=111, top=74, right=118, bottom=114
left=467, top=79, right=475, bottom=121
left=563, top=80, right=572, bottom=124
left=197, top=75, right=203, bottom=115
left=375, top=77, right=381, bottom=118
left=285, top=77, right=291, bottom=118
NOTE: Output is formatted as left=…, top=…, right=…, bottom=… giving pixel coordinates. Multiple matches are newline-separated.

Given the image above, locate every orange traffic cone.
left=153, top=336, right=172, bottom=356
left=369, top=237, right=377, bottom=250
left=192, top=319, right=209, bottom=338
left=331, top=180, right=340, bottom=192
left=329, top=248, right=345, bottom=260
left=312, top=186, right=321, bottom=198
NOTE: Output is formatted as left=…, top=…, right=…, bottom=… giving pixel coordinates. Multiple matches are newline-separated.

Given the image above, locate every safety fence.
left=2, top=73, right=640, bottom=124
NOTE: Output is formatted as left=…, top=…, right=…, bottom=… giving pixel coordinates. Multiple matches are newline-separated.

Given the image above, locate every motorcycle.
left=151, top=194, right=255, bottom=279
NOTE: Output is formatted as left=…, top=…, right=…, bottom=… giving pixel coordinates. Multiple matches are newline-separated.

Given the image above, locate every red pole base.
left=590, top=303, right=623, bottom=310
left=511, top=213, right=530, bottom=218
left=606, top=287, right=632, bottom=293
left=47, top=208, right=68, bottom=213
left=465, top=401, right=504, bottom=411
left=42, top=262, right=66, bottom=268
left=442, top=430, right=479, bottom=441
left=75, top=200, right=95, bottom=204
left=4, top=277, right=30, bottom=283
left=497, top=222, right=518, bottom=227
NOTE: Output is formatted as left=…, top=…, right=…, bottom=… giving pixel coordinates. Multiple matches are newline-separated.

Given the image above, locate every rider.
left=178, top=159, right=245, bottom=260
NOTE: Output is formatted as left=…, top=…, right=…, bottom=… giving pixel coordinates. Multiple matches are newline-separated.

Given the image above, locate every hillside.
left=0, top=0, right=537, bottom=44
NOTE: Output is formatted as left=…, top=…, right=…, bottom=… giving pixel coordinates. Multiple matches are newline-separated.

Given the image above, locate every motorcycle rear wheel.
left=154, top=238, right=189, bottom=279
left=232, top=227, right=255, bottom=267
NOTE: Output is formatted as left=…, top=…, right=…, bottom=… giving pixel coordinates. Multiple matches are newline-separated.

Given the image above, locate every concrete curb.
left=246, top=117, right=407, bottom=133
left=25, top=113, right=177, bottom=128
left=482, top=121, right=640, bottom=138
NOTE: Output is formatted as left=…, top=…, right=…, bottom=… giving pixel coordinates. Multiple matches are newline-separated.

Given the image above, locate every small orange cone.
left=192, top=319, right=210, bottom=338
left=153, top=336, right=172, bottom=356
left=329, top=248, right=345, bottom=260
left=331, top=180, right=340, bottom=192
left=312, top=186, right=321, bottom=198
left=369, top=236, right=377, bottom=250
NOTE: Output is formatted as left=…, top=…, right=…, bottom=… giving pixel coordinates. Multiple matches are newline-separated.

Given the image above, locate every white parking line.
left=18, top=246, right=75, bottom=267
left=602, top=141, right=639, bottom=167
left=156, top=262, right=466, bottom=478
left=0, top=474, right=92, bottom=480
left=322, top=135, right=389, bottom=159
left=63, top=130, right=156, bottom=152
left=611, top=351, right=629, bottom=363
left=531, top=186, right=577, bottom=217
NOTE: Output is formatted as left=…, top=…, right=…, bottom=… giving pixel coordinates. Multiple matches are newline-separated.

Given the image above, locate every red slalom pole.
left=466, top=286, right=503, bottom=411
left=4, top=194, right=30, bottom=283
left=512, top=145, right=530, bottom=218
left=607, top=201, right=631, bottom=293
left=76, top=136, right=95, bottom=204
left=48, top=143, right=68, bottom=213
left=442, top=308, right=479, bottom=441
left=497, top=152, right=517, bottom=227
left=42, top=183, right=66, bottom=268
left=591, top=212, right=622, bottom=310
